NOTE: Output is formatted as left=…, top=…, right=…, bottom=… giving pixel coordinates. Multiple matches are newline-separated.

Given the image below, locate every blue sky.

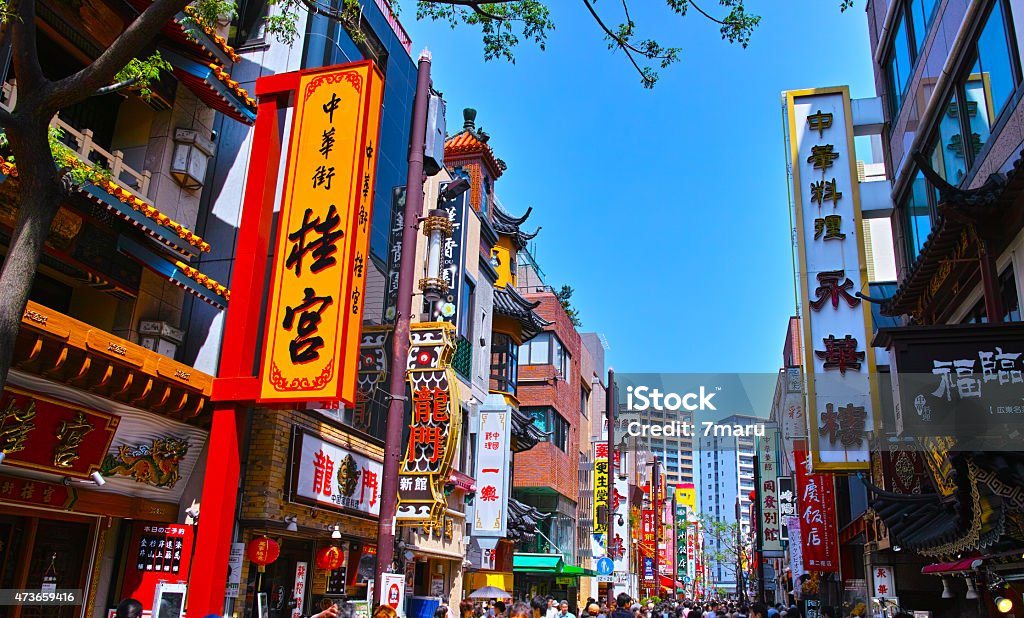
left=401, top=1, right=877, bottom=373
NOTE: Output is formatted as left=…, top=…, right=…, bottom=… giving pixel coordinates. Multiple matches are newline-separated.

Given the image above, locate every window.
left=459, top=279, right=475, bottom=341
left=580, top=387, right=590, bottom=419
left=490, top=333, right=519, bottom=396
left=525, top=407, right=569, bottom=452
left=887, top=16, right=914, bottom=118
left=960, top=267, right=1022, bottom=323
left=900, top=170, right=933, bottom=263
left=909, top=0, right=939, bottom=53
left=518, top=332, right=571, bottom=376
left=973, top=0, right=1018, bottom=125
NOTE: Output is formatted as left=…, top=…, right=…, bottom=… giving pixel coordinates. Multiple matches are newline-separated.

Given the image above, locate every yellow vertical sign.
left=259, top=61, right=384, bottom=405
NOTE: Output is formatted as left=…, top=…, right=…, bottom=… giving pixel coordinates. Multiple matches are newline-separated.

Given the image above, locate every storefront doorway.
left=244, top=539, right=314, bottom=618
left=0, top=512, right=95, bottom=618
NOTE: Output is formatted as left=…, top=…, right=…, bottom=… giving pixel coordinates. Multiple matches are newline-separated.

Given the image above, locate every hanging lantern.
left=247, top=536, right=280, bottom=573
left=315, top=546, right=345, bottom=571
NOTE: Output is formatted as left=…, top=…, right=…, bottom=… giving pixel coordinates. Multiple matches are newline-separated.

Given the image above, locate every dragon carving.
left=101, top=437, right=190, bottom=488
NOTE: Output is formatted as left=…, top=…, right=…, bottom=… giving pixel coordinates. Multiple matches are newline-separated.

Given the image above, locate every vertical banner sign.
left=396, top=322, right=461, bottom=525
left=777, top=477, right=795, bottom=541
left=593, top=442, right=610, bottom=535
left=871, top=565, right=894, bottom=598
left=641, top=510, right=656, bottom=556
left=353, top=326, right=390, bottom=433
left=786, top=86, right=877, bottom=469
left=794, top=442, right=838, bottom=572
left=611, top=453, right=629, bottom=573
left=383, top=187, right=406, bottom=324
left=260, top=62, right=385, bottom=406
left=434, top=189, right=469, bottom=326
left=686, top=522, right=697, bottom=582
left=675, top=499, right=687, bottom=581
left=785, top=516, right=804, bottom=582
left=757, top=428, right=783, bottom=553
left=473, top=396, right=511, bottom=537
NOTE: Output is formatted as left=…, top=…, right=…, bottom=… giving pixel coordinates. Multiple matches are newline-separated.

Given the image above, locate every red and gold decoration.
left=101, top=437, right=190, bottom=488
left=794, top=441, right=839, bottom=572
left=247, top=536, right=281, bottom=573
left=258, top=61, right=384, bottom=406
left=120, top=522, right=194, bottom=609
left=0, top=473, right=76, bottom=509
left=0, top=387, right=119, bottom=479
left=395, top=322, right=461, bottom=526
left=315, top=546, right=345, bottom=571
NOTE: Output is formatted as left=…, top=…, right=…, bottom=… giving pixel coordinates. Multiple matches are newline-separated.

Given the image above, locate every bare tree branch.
left=689, top=0, right=729, bottom=26
left=581, top=0, right=654, bottom=85
left=92, top=77, right=140, bottom=96
left=49, top=0, right=190, bottom=110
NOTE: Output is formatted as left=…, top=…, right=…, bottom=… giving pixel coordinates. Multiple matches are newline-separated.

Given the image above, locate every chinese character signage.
left=794, top=442, right=838, bottom=572
left=785, top=516, right=804, bottom=581
left=352, top=325, right=390, bottom=434
left=871, top=565, right=894, bottom=598
left=686, top=522, right=697, bottom=581
left=611, top=453, right=629, bottom=573
left=431, top=183, right=469, bottom=327
left=642, top=557, right=655, bottom=584
left=593, top=441, right=610, bottom=535
left=120, top=522, right=194, bottom=609
left=777, top=477, right=795, bottom=541
left=0, top=473, right=75, bottom=509
left=473, top=395, right=510, bottom=537
left=878, top=324, right=1024, bottom=441
left=0, top=388, right=119, bottom=479
left=757, top=427, right=783, bottom=554
left=383, top=187, right=405, bottom=324
left=259, top=61, right=385, bottom=405
left=396, top=322, right=461, bottom=525
left=292, top=430, right=383, bottom=516
left=786, top=86, right=878, bottom=470
left=675, top=483, right=697, bottom=520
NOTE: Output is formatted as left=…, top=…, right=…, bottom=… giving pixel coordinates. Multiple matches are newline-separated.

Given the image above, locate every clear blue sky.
left=400, top=2, right=877, bottom=373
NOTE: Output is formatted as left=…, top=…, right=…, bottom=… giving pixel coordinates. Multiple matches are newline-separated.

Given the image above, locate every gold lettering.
left=22, top=310, right=48, bottom=326
left=0, top=399, right=36, bottom=454
left=107, top=342, right=127, bottom=356
left=174, top=369, right=191, bottom=382
left=54, top=411, right=94, bottom=468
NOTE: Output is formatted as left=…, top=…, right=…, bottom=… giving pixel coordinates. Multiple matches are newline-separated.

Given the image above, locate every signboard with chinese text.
left=593, top=441, right=610, bottom=535
left=686, top=522, right=697, bottom=583
left=396, top=322, right=461, bottom=525
left=259, top=61, right=385, bottom=405
left=871, top=565, right=894, bottom=598
left=777, top=477, right=795, bottom=541
left=786, top=86, right=878, bottom=470
left=611, top=452, right=630, bottom=574
left=794, top=442, right=838, bottom=572
left=383, top=187, right=405, bottom=324
left=0, top=473, right=75, bottom=509
left=473, top=395, right=510, bottom=537
left=785, top=516, right=804, bottom=583
left=120, top=522, right=194, bottom=609
left=291, top=430, right=383, bottom=516
left=432, top=186, right=469, bottom=328
left=641, top=510, right=656, bottom=556
left=0, top=387, right=119, bottom=479
left=226, top=542, right=244, bottom=598
left=757, top=427, right=783, bottom=554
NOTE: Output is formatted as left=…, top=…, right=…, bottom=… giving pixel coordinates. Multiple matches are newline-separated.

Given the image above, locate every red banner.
left=0, top=474, right=76, bottom=509
left=794, top=442, right=839, bottom=572
left=0, top=388, right=119, bottom=478
left=120, top=522, right=194, bottom=608
left=640, top=509, right=656, bottom=556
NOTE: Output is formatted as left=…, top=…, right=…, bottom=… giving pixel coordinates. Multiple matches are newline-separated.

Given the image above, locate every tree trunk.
left=0, top=121, right=64, bottom=394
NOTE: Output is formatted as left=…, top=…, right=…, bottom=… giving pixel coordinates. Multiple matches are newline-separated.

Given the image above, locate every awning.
left=560, top=565, right=597, bottom=577
left=658, top=574, right=683, bottom=590
left=513, top=553, right=563, bottom=573
left=117, top=235, right=229, bottom=308
left=921, top=556, right=983, bottom=574
left=163, top=50, right=256, bottom=125
left=464, top=572, right=513, bottom=593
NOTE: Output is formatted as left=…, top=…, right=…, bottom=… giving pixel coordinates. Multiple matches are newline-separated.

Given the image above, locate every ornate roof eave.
left=492, top=286, right=551, bottom=341
left=444, top=129, right=504, bottom=178
left=506, top=496, right=549, bottom=541
left=883, top=149, right=1021, bottom=318
left=492, top=204, right=541, bottom=250
left=511, top=406, right=545, bottom=452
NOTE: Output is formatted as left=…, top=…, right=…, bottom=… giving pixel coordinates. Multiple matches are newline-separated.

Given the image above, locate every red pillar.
left=187, top=72, right=297, bottom=618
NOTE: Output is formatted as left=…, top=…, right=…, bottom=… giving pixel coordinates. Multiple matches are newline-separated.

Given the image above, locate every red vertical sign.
left=794, top=441, right=838, bottom=572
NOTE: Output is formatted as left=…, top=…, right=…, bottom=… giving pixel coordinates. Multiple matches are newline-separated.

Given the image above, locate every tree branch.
left=11, top=0, right=45, bottom=100
left=49, top=0, right=190, bottom=110
left=581, top=0, right=651, bottom=86
left=689, top=0, right=729, bottom=26
left=92, top=77, right=140, bottom=96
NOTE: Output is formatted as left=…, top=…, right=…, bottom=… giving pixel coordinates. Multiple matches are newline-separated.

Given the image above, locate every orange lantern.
left=315, top=546, right=345, bottom=570
left=247, top=536, right=280, bottom=572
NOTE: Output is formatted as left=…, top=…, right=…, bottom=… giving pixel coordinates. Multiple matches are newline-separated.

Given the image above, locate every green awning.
left=513, top=553, right=563, bottom=573
left=559, top=565, right=597, bottom=577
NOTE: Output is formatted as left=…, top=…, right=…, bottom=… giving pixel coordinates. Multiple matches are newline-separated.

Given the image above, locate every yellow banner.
left=259, top=61, right=384, bottom=405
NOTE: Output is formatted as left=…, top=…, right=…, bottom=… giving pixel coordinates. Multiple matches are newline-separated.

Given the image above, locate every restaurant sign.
left=593, top=441, right=610, bottom=535
left=877, top=323, right=1024, bottom=444
left=794, top=441, right=838, bottom=572
left=396, top=322, right=461, bottom=526
left=0, top=387, right=119, bottom=479
left=259, top=61, right=384, bottom=406
left=786, top=86, right=878, bottom=470
left=756, top=427, right=783, bottom=554
left=291, top=429, right=383, bottom=516
left=473, top=395, right=510, bottom=537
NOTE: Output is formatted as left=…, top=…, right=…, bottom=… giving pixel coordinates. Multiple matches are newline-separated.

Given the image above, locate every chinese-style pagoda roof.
left=883, top=149, right=1024, bottom=320
left=493, top=204, right=540, bottom=251
left=511, top=406, right=546, bottom=452
left=507, top=496, right=548, bottom=542
left=493, top=286, right=551, bottom=341
left=444, top=108, right=505, bottom=178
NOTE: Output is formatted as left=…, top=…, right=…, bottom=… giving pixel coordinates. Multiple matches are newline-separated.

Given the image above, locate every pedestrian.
left=509, top=604, right=531, bottom=618
left=495, top=601, right=507, bottom=618
left=545, top=598, right=559, bottom=618
left=532, top=597, right=549, bottom=618
left=372, top=608, right=397, bottom=618
left=558, top=601, right=575, bottom=618
left=116, top=599, right=143, bottom=618
left=749, top=604, right=768, bottom=618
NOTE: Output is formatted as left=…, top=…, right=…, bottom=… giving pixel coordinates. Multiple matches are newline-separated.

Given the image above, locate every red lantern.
left=749, top=490, right=757, bottom=501
left=247, top=536, right=280, bottom=572
left=315, top=546, right=345, bottom=570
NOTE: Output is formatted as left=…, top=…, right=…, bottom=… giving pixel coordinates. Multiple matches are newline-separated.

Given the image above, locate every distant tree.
left=698, top=513, right=754, bottom=600
left=556, top=284, right=582, bottom=327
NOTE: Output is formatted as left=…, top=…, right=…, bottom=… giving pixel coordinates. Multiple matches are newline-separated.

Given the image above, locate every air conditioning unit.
left=139, top=320, right=184, bottom=360
left=423, top=92, right=446, bottom=176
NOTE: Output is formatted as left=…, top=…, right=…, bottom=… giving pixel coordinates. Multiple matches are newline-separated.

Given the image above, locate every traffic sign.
left=597, top=557, right=614, bottom=575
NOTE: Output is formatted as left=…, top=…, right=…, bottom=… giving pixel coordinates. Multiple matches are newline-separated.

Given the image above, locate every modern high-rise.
left=641, top=407, right=696, bottom=490
left=697, top=414, right=759, bottom=593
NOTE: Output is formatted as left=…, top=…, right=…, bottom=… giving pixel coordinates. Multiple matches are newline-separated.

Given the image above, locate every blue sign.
left=643, top=557, right=654, bottom=580
left=683, top=576, right=691, bottom=584
left=597, top=557, right=614, bottom=575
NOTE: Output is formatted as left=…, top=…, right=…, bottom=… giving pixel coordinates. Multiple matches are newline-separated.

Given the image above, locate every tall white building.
left=698, top=414, right=759, bottom=592
left=631, top=406, right=695, bottom=490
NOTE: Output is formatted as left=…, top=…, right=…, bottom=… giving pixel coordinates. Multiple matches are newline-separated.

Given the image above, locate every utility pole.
left=652, top=456, right=660, bottom=596
left=753, top=452, right=765, bottom=605
left=735, top=497, right=744, bottom=602
left=374, top=49, right=432, bottom=599
left=606, top=368, right=616, bottom=606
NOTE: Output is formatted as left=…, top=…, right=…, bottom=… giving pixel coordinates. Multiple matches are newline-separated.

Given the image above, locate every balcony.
left=1, top=84, right=153, bottom=198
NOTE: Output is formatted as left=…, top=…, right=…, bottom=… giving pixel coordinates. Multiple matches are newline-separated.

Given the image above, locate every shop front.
left=0, top=303, right=213, bottom=618
left=231, top=411, right=383, bottom=618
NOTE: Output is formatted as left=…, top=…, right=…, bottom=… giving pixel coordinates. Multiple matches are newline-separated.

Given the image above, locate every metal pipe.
left=606, top=368, right=616, bottom=605
left=374, top=48, right=432, bottom=598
